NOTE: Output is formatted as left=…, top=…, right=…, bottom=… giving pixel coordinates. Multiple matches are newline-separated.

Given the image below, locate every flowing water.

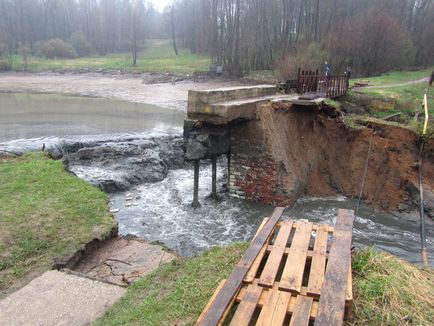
left=1, top=92, right=433, bottom=265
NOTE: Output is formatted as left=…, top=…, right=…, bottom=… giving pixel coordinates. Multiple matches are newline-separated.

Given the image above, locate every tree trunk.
left=171, top=4, right=179, bottom=56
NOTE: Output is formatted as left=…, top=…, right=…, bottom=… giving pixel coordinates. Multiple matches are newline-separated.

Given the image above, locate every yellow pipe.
left=423, top=94, right=428, bottom=135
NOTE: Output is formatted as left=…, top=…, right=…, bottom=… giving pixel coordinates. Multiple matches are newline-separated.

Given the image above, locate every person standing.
left=323, top=61, right=331, bottom=77
left=344, top=66, right=351, bottom=87
left=429, top=71, right=433, bottom=86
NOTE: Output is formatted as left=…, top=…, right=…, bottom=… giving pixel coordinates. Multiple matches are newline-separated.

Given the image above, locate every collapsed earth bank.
left=228, top=102, right=434, bottom=217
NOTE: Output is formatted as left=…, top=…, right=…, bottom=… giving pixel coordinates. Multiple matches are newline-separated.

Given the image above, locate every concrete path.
left=0, top=270, right=125, bottom=326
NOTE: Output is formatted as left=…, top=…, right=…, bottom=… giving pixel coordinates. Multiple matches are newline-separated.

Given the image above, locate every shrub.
left=274, top=42, right=329, bottom=80
left=38, top=38, right=78, bottom=59
left=0, top=60, right=11, bottom=71
left=70, top=32, right=91, bottom=57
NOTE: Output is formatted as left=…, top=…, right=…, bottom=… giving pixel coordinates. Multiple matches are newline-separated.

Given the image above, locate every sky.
left=152, top=0, right=171, bottom=12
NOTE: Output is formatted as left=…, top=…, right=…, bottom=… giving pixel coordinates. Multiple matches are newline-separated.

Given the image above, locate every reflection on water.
left=0, top=92, right=185, bottom=141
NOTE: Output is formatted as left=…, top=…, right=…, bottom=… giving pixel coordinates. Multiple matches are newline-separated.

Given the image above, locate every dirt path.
left=0, top=72, right=244, bottom=111
left=353, top=77, right=429, bottom=90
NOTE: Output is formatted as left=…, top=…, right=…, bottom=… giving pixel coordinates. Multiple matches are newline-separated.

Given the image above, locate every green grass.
left=97, top=243, right=248, bottom=326
left=351, top=67, right=434, bottom=86
left=351, top=248, right=434, bottom=325
left=11, top=40, right=211, bottom=74
left=0, top=153, right=116, bottom=297
left=97, top=243, right=433, bottom=325
left=345, top=66, right=434, bottom=133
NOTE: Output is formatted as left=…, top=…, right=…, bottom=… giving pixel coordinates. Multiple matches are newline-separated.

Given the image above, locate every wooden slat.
left=197, top=280, right=227, bottom=325
left=229, top=283, right=263, bottom=326
left=256, top=286, right=292, bottom=326
left=289, top=296, right=314, bottom=326
left=244, top=218, right=272, bottom=283
left=279, top=222, right=313, bottom=293
left=306, top=225, right=329, bottom=296
left=236, top=284, right=319, bottom=318
left=315, top=209, right=354, bottom=326
left=258, top=220, right=293, bottom=288
left=197, top=207, right=286, bottom=326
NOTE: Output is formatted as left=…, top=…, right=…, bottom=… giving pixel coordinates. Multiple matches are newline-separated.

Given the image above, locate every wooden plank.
left=279, top=222, right=313, bottom=293
left=244, top=218, right=272, bottom=283
left=306, top=225, right=329, bottom=296
left=229, top=283, right=263, bottom=326
left=236, top=283, right=319, bottom=318
left=197, top=207, right=286, bottom=326
left=289, top=296, right=314, bottom=326
left=346, top=259, right=353, bottom=301
left=258, top=220, right=293, bottom=288
left=197, top=280, right=226, bottom=325
left=315, top=209, right=354, bottom=326
left=256, top=286, right=292, bottom=326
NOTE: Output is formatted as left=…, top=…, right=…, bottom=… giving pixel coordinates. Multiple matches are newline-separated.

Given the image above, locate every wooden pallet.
left=197, top=209, right=354, bottom=326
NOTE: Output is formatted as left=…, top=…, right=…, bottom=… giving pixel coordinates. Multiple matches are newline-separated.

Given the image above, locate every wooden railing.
left=296, top=69, right=349, bottom=98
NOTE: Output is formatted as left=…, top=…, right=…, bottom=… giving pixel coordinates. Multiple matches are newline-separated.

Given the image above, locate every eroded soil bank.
left=235, top=102, right=434, bottom=217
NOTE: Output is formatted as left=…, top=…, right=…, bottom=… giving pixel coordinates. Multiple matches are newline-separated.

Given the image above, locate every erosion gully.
left=0, top=92, right=433, bottom=264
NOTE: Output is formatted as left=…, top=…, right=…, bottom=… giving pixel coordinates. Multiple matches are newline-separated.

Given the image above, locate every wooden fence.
left=296, top=69, right=349, bottom=98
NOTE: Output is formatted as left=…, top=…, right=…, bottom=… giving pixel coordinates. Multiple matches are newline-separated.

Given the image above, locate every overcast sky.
left=152, top=0, right=171, bottom=12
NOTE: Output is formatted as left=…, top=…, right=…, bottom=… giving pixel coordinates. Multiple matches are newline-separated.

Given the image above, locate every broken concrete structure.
left=184, top=85, right=434, bottom=213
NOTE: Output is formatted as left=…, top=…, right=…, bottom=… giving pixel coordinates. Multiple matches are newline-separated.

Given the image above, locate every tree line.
left=172, top=0, right=434, bottom=76
left=0, top=0, right=162, bottom=61
left=1, top=0, right=433, bottom=76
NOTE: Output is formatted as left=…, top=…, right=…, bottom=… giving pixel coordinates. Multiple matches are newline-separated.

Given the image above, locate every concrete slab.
left=73, top=238, right=176, bottom=286
left=0, top=270, right=126, bottom=326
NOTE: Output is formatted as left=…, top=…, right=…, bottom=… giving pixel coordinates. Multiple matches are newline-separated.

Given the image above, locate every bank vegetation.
left=0, top=152, right=116, bottom=298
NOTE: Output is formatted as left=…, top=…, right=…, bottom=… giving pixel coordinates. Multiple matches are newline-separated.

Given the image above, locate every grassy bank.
left=346, top=67, right=433, bottom=132
left=97, top=244, right=433, bottom=325
left=11, top=40, right=211, bottom=74
left=352, top=67, right=433, bottom=86
left=351, top=248, right=434, bottom=325
left=97, top=243, right=248, bottom=325
left=0, top=153, right=116, bottom=297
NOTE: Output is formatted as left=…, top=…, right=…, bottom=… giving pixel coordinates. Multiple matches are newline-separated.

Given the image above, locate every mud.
left=0, top=72, right=243, bottom=111
left=254, top=103, right=434, bottom=216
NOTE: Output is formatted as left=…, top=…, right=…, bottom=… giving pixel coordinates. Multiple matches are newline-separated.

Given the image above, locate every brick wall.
left=229, top=122, right=292, bottom=206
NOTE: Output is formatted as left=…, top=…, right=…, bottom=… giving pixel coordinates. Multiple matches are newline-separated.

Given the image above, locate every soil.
left=255, top=103, right=434, bottom=214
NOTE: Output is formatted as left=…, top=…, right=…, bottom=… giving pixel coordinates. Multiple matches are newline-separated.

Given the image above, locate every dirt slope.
left=256, top=103, right=434, bottom=212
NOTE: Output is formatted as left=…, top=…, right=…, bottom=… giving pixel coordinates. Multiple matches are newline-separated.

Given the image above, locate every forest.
left=0, top=0, right=433, bottom=76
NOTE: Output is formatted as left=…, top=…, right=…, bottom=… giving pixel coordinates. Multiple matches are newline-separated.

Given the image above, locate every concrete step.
left=0, top=270, right=126, bottom=326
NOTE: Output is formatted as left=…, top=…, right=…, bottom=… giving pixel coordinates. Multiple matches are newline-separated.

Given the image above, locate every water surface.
left=111, top=162, right=434, bottom=264
left=0, top=92, right=185, bottom=142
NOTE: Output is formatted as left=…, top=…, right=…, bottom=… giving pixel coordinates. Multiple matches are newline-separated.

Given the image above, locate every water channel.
left=1, top=92, right=433, bottom=264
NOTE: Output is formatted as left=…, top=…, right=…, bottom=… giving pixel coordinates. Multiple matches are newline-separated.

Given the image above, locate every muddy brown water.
left=0, top=91, right=433, bottom=265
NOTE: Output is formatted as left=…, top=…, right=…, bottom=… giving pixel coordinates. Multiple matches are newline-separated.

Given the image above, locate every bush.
left=38, top=38, right=78, bottom=59
left=70, top=32, right=91, bottom=57
left=274, top=42, right=329, bottom=80
left=0, top=60, right=11, bottom=71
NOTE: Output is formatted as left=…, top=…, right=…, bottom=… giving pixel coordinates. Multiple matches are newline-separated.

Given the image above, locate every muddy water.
left=0, top=92, right=185, bottom=142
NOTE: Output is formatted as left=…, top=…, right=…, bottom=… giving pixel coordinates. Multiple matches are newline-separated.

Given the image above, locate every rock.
left=55, top=134, right=186, bottom=193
